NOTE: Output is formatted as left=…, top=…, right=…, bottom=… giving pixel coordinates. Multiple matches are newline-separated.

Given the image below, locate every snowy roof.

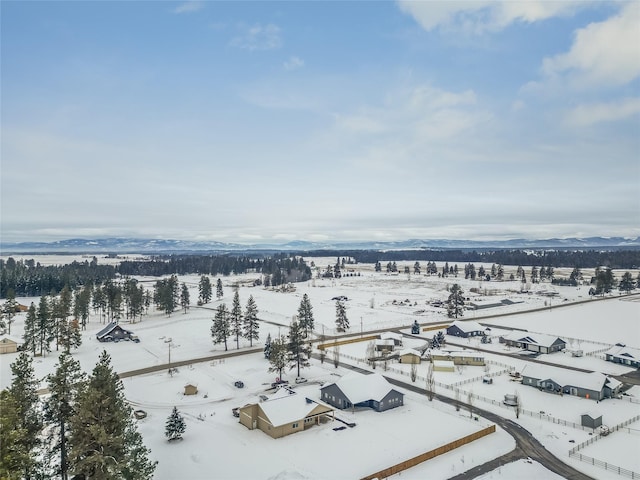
left=326, top=373, right=402, bottom=404
left=95, top=321, right=132, bottom=339
left=501, top=331, right=566, bottom=348
left=605, top=344, right=640, bottom=361
left=0, top=335, right=23, bottom=344
left=436, top=350, right=484, bottom=358
left=398, top=348, right=421, bottom=357
left=521, top=364, right=618, bottom=392
left=447, top=320, right=484, bottom=333
left=375, top=339, right=395, bottom=347
left=380, top=332, right=402, bottom=341
left=433, top=360, right=455, bottom=368
left=259, top=390, right=333, bottom=428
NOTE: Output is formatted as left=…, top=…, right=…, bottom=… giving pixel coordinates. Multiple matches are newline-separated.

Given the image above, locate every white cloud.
left=230, top=23, right=282, bottom=51
left=397, top=0, right=584, bottom=33
left=284, top=56, right=304, bottom=71
left=172, top=1, right=204, bottom=14
left=565, top=97, right=640, bottom=127
left=542, top=2, right=640, bottom=88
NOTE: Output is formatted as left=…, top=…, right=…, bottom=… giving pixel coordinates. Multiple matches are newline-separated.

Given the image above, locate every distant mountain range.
left=1, top=236, right=639, bottom=254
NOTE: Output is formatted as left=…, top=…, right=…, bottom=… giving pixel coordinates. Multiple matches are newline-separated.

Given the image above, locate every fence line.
left=569, top=453, right=639, bottom=479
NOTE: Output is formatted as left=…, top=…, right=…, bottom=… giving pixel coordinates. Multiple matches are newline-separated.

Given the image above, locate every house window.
left=292, top=423, right=299, bottom=428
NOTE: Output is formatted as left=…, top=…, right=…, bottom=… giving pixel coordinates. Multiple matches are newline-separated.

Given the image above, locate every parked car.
left=232, top=407, right=240, bottom=417
left=271, top=380, right=289, bottom=388
left=234, top=381, right=244, bottom=388
left=295, top=377, right=308, bottom=384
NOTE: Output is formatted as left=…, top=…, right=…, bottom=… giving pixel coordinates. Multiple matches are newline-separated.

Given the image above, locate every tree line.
left=1, top=253, right=312, bottom=298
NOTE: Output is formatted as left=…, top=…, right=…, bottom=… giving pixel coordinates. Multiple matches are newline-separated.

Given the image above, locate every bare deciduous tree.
left=410, top=362, right=418, bottom=382
left=426, top=362, right=435, bottom=401
left=332, top=344, right=340, bottom=368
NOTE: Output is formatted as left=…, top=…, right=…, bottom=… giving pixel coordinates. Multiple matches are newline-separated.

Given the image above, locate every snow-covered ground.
left=1, top=255, right=639, bottom=479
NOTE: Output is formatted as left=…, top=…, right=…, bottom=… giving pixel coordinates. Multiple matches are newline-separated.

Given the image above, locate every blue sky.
left=2, top=1, right=639, bottom=244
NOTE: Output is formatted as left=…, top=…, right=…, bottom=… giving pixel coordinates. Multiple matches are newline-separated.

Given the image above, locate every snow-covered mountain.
left=1, top=236, right=639, bottom=254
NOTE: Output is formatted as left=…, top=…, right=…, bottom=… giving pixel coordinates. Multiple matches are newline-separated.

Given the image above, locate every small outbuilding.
left=184, top=384, right=198, bottom=396
left=581, top=412, right=602, bottom=430
left=398, top=348, right=422, bottom=364
left=0, top=335, right=22, bottom=354
left=432, top=360, right=455, bottom=372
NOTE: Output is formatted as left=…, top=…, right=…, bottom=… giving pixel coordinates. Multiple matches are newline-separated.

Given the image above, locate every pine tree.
left=23, top=302, right=37, bottom=355
left=1, top=289, right=18, bottom=334
left=287, top=321, right=310, bottom=378
left=619, top=272, right=635, bottom=293
left=0, top=389, right=32, bottom=479
left=36, top=295, right=53, bottom=356
left=44, top=352, right=85, bottom=480
left=198, top=275, right=212, bottom=305
left=216, top=278, right=224, bottom=300
left=8, top=351, right=42, bottom=479
left=165, top=407, right=186, bottom=441
left=180, top=283, right=190, bottom=313
left=243, top=295, right=259, bottom=347
left=267, top=335, right=288, bottom=381
left=263, top=333, right=272, bottom=359
left=58, top=317, right=82, bottom=353
left=297, top=294, right=314, bottom=337
left=335, top=300, right=349, bottom=332
left=447, top=284, right=465, bottom=319
left=211, top=303, right=230, bottom=351
left=231, top=290, right=243, bottom=349
left=69, top=351, right=156, bottom=479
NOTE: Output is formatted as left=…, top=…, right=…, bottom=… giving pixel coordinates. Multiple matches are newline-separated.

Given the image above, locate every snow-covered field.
left=1, top=255, right=639, bottom=479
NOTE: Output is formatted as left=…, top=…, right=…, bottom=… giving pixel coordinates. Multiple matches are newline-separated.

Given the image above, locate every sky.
left=1, top=1, right=639, bottom=244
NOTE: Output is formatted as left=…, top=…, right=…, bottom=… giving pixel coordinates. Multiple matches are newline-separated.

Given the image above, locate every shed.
left=398, top=349, right=421, bottom=364
left=433, top=360, right=455, bottom=372
left=0, top=336, right=22, bottom=354
left=581, top=412, right=602, bottom=429
left=184, top=384, right=198, bottom=396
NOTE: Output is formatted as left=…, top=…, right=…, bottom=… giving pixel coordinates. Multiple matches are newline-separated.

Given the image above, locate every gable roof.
left=521, top=364, right=619, bottom=392
left=502, top=331, right=566, bottom=348
left=447, top=320, right=484, bottom=333
left=0, top=335, right=23, bottom=344
left=605, top=344, right=640, bottom=361
left=96, top=322, right=132, bottom=339
left=323, top=373, right=402, bottom=404
left=259, top=390, right=333, bottom=427
left=398, top=348, right=421, bottom=357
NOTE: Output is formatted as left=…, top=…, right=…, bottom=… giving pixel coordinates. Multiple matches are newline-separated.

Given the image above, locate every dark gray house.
left=320, top=373, right=404, bottom=412
left=499, top=331, right=566, bottom=354
left=96, top=322, right=137, bottom=342
left=446, top=320, right=485, bottom=338
left=605, top=344, right=640, bottom=368
left=521, top=365, right=622, bottom=401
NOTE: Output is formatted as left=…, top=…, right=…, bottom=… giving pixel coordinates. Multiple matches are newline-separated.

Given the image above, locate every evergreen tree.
left=36, top=295, right=53, bottom=356
left=180, top=283, right=190, bottom=314
left=287, top=320, right=310, bottom=378
left=69, top=351, right=156, bottom=479
left=230, top=290, right=243, bottom=349
left=44, top=352, right=85, bottom=480
left=413, top=262, right=421, bottom=275
left=263, top=332, right=272, bottom=359
left=22, top=302, right=37, bottom=355
left=374, top=261, right=381, bottom=272
left=58, top=317, right=82, bottom=353
left=478, top=265, right=485, bottom=278
left=297, top=294, right=314, bottom=337
left=73, top=285, right=92, bottom=330
left=267, top=335, right=288, bottom=381
left=0, top=389, right=32, bottom=479
left=495, top=264, right=504, bottom=281
left=216, top=278, right=224, bottom=300
left=335, top=300, right=349, bottom=332
left=198, top=275, right=212, bottom=305
left=1, top=289, right=18, bottom=334
left=447, top=283, right=465, bottom=319
left=530, top=266, right=539, bottom=284
left=569, top=267, right=582, bottom=283
left=242, top=295, right=259, bottom=347
left=619, top=271, right=635, bottom=293
left=8, top=351, right=42, bottom=479
left=211, top=303, right=230, bottom=351
left=165, top=407, right=186, bottom=441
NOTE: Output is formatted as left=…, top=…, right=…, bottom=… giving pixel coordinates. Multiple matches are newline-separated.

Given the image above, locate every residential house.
left=375, top=339, right=396, bottom=353
left=604, top=344, right=640, bottom=368
left=96, top=322, right=136, bottom=342
left=379, top=332, right=403, bottom=346
left=238, top=387, right=334, bottom=439
left=521, top=364, right=622, bottom=401
left=499, top=331, right=566, bottom=354
left=446, top=320, right=485, bottom=338
left=320, top=373, right=404, bottom=412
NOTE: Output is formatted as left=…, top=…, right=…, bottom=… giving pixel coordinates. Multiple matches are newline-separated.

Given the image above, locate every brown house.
left=239, top=388, right=334, bottom=439
left=398, top=349, right=422, bottom=364
left=430, top=351, right=485, bottom=366
left=0, top=336, right=22, bottom=354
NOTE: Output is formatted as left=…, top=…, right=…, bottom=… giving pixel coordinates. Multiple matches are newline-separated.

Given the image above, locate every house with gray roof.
left=499, top=331, right=566, bottom=354
left=521, top=364, right=622, bottom=401
left=446, top=320, right=485, bottom=338
left=320, top=372, right=404, bottom=412
left=605, top=344, right=640, bottom=368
